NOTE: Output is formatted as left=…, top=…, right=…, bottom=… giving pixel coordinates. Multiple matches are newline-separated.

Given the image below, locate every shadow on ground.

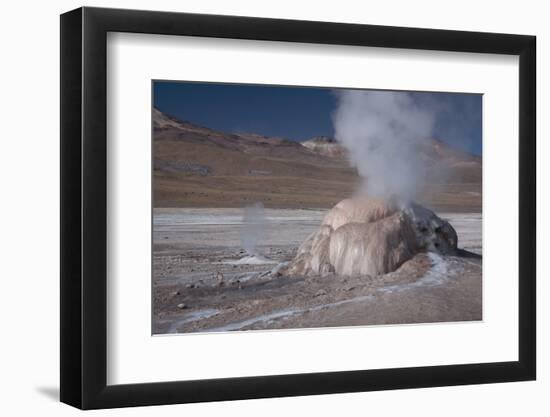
left=35, top=386, right=59, bottom=401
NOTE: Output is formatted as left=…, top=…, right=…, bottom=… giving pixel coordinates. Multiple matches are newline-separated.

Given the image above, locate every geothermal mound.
left=287, top=198, right=457, bottom=277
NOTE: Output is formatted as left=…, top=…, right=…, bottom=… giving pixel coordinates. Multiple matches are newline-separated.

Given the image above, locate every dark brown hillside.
left=153, top=108, right=481, bottom=211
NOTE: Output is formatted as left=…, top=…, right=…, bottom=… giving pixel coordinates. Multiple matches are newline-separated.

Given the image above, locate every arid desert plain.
left=153, top=208, right=481, bottom=334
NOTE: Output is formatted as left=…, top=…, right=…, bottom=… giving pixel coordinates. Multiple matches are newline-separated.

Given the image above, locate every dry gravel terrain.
left=153, top=209, right=482, bottom=334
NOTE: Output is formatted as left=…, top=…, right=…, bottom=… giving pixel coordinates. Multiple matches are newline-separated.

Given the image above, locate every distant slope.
left=302, top=133, right=481, bottom=183
left=153, top=108, right=481, bottom=211
left=301, top=136, right=348, bottom=159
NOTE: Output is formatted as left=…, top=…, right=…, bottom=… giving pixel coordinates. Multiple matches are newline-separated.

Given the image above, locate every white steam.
left=333, top=90, right=436, bottom=202
left=241, top=202, right=267, bottom=255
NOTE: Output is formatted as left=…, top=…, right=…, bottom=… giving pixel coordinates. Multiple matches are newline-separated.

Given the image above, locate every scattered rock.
left=177, top=303, right=187, bottom=309
left=171, top=290, right=180, bottom=296
left=154, top=158, right=211, bottom=176
left=269, top=262, right=289, bottom=277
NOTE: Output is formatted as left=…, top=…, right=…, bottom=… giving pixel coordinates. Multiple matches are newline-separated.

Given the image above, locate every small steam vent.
left=287, top=197, right=457, bottom=277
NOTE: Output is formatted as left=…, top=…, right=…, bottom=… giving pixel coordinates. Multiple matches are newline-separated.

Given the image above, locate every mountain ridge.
left=154, top=107, right=481, bottom=162
left=153, top=108, right=481, bottom=211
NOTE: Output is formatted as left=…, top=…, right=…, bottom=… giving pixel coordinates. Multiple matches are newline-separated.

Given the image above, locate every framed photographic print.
left=60, top=6, right=536, bottom=409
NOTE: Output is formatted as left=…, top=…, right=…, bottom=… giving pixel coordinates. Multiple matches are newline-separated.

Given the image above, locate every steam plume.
left=241, top=202, right=267, bottom=255
left=332, top=90, right=436, bottom=202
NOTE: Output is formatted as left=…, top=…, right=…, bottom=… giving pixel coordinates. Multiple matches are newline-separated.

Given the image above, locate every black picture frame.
left=60, top=6, right=536, bottom=410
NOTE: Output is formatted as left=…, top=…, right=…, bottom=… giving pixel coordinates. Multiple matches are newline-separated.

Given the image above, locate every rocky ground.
left=152, top=208, right=482, bottom=334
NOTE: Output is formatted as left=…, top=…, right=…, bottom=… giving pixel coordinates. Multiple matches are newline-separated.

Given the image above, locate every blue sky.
left=153, top=81, right=482, bottom=155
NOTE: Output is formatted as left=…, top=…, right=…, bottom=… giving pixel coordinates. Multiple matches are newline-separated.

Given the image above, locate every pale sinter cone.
left=286, top=197, right=457, bottom=277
